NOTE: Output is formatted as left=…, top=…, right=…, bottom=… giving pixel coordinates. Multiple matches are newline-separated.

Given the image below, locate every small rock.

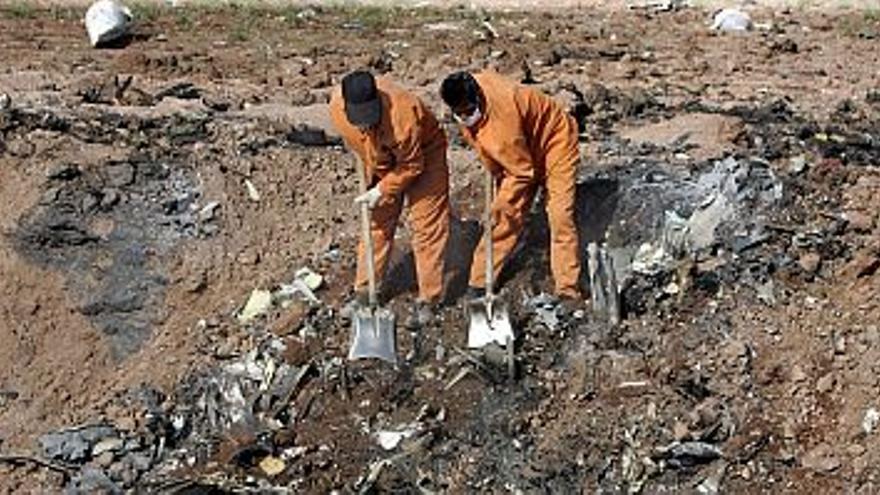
left=47, top=163, right=82, bottom=181
left=782, top=420, right=796, bottom=440
left=95, top=451, right=115, bottom=468
left=105, top=162, right=136, bottom=188
left=844, top=211, right=874, bottom=233
left=790, top=364, right=808, bottom=383
left=82, top=193, right=100, bottom=213
left=185, top=269, right=208, bottom=293
left=237, top=249, right=261, bottom=266
left=798, top=252, right=821, bottom=274
left=100, top=188, right=121, bottom=210
left=107, top=460, right=137, bottom=487
left=801, top=443, right=841, bottom=472
left=788, top=155, right=808, bottom=174
left=816, top=373, right=835, bottom=393
left=673, top=421, right=690, bottom=441
left=834, top=335, right=846, bottom=355
left=756, top=279, right=776, bottom=306
left=0, top=92, right=10, bottom=110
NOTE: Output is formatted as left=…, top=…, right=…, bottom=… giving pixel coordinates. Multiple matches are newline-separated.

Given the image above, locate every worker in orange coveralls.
left=330, top=70, right=450, bottom=328
left=440, top=69, right=582, bottom=301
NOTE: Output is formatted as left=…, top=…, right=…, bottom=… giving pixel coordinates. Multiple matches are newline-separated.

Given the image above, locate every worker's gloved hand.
left=354, top=186, right=383, bottom=209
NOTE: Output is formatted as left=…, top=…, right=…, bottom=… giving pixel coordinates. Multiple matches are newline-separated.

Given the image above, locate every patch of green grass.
left=229, top=20, right=253, bottom=42
left=175, top=9, right=193, bottom=29
left=349, top=6, right=401, bottom=30
left=837, top=11, right=879, bottom=37
left=129, top=2, right=163, bottom=24
left=278, top=5, right=306, bottom=25
left=4, top=1, right=37, bottom=19
left=49, top=6, right=81, bottom=22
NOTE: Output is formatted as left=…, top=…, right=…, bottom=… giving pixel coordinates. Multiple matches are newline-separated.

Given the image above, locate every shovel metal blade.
left=467, top=296, right=514, bottom=349
left=348, top=306, right=397, bottom=365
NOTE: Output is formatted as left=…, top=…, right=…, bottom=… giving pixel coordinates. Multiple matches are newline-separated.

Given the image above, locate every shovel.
left=467, top=169, right=515, bottom=349
left=347, top=159, right=397, bottom=365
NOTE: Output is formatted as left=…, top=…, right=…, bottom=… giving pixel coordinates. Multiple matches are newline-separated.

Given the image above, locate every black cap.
left=342, top=71, right=381, bottom=128
left=440, top=71, right=480, bottom=110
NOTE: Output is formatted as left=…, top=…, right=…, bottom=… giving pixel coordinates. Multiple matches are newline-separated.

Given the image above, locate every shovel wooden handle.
left=356, top=157, right=377, bottom=307
left=484, top=169, right=494, bottom=295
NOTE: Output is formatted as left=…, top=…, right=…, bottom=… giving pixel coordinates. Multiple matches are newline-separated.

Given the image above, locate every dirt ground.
left=0, top=1, right=879, bottom=493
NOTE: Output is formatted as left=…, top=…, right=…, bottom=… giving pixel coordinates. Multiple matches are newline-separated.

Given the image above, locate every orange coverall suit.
left=330, top=78, right=450, bottom=303
left=460, top=70, right=581, bottom=297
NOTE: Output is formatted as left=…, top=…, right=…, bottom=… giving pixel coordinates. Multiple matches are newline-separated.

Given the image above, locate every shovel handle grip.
left=356, top=157, right=377, bottom=307
left=484, top=168, right=494, bottom=294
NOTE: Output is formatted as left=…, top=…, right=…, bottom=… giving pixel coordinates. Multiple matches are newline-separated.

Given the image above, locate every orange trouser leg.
left=406, top=150, right=450, bottom=303
left=545, top=117, right=582, bottom=297
left=469, top=179, right=536, bottom=290
left=355, top=193, right=403, bottom=295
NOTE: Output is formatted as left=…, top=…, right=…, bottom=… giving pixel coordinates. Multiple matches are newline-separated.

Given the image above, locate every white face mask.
left=454, top=106, right=482, bottom=128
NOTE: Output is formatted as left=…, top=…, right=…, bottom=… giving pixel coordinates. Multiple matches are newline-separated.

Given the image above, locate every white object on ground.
left=711, top=8, right=752, bottom=32
left=237, top=289, right=273, bottom=324
left=863, top=408, right=880, bottom=434
left=85, top=0, right=133, bottom=47
left=295, top=267, right=324, bottom=291
left=375, top=427, right=418, bottom=450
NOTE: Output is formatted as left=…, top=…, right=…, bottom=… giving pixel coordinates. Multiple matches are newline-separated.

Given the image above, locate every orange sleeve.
left=376, top=104, right=426, bottom=196
left=493, top=132, right=535, bottom=212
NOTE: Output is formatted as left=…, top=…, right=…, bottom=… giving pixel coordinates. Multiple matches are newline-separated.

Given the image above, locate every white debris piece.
left=85, top=0, right=133, bottom=47
left=275, top=279, right=320, bottom=305
left=237, top=289, right=272, bottom=324
left=295, top=267, right=324, bottom=291
left=632, top=242, right=673, bottom=276
left=863, top=408, right=880, bottom=434
left=375, top=426, right=418, bottom=450
left=711, top=8, right=752, bottom=32
left=245, top=179, right=261, bottom=202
